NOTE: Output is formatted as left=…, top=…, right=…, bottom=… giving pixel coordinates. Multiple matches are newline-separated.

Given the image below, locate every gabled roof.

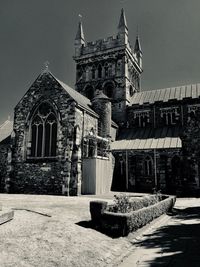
left=111, top=126, right=182, bottom=151
left=0, top=120, right=13, bottom=143
left=131, top=83, right=200, bottom=106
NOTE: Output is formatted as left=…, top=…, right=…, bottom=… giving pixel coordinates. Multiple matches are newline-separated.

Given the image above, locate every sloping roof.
left=53, top=76, right=98, bottom=117
left=111, top=127, right=182, bottom=151
left=131, top=83, right=200, bottom=106
left=111, top=137, right=182, bottom=151
left=0, top=120, right=13, bottom=143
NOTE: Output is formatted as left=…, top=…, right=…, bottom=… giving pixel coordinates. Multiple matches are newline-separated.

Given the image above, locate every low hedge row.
left=90, top=195, right=176, bottom=237
left=107, top=194, right=161, bottom=213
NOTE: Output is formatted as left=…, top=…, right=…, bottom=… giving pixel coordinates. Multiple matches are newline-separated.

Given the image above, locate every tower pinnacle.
left=75, top=20, right=85, bottom=45
left=117, top=8, right=128, bottom=44
left=118, top=8, right=128, bottom=33
left=134, top=35, right=142, bottom=68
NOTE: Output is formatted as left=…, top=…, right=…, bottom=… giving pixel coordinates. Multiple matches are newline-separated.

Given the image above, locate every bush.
left=108, top=194, right=159, bottom=213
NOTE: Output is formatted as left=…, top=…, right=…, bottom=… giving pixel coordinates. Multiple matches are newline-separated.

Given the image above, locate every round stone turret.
left=91, top=90, right=111, bottom=138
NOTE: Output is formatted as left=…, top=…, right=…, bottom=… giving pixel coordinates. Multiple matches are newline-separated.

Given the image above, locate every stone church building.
left=1, top=9, right=200, bottom=196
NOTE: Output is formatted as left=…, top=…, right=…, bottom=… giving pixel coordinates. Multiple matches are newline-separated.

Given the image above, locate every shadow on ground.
left=76, top=220, right=121, bottom=238
left=132, top=207, right=200, bottom=266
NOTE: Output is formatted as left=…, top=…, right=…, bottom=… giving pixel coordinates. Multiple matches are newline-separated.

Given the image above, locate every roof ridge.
left=138, top=82, right=200, bottom=94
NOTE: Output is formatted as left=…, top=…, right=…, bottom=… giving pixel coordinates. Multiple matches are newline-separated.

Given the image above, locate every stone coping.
left=0, top=209, right=14, bottom=225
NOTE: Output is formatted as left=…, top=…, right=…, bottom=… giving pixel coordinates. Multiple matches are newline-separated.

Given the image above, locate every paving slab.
left=118, top=198, right=200, bottom=267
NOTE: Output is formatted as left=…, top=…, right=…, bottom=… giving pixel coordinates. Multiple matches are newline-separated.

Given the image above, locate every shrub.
left=108, top=194, right=159, bottom=213
left=112, top=194, right=132, bottom=213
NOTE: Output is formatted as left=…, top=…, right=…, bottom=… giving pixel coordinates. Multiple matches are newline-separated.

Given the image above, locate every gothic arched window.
left=30, top=102, right=57, bottom=158
left=144, top=156, right=153, bottom=176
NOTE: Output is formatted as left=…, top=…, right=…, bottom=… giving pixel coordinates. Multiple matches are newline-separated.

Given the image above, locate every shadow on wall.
left=131, top=207, right=200, bottom=266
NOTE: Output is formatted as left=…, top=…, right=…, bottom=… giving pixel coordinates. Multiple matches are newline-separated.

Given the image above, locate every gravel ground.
left=0, top=194, right=131, bottom=267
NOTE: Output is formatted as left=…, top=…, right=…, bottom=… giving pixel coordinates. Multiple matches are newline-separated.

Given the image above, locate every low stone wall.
left=0, top=203, right=14, bottom=225
left=90, top=195, right=176, bottom=237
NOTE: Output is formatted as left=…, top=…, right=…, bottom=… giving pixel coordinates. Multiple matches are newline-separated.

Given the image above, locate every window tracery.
left=30, top=102, right=57, bottom=158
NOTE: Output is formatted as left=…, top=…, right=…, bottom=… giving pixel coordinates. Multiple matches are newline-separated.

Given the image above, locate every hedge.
left=90, top=195, right=176, bottom=237
left=107, top=194, right=161, bottom=213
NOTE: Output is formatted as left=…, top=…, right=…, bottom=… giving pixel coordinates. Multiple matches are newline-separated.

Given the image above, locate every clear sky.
left=1, top=0, right=200, bottom=124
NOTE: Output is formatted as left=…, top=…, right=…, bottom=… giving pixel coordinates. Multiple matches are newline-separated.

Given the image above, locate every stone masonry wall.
left=11, top=71, right=98, bottom=195
left=0, top=144, right=9, bottom=192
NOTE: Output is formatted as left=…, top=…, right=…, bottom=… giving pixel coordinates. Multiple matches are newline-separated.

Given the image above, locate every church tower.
left=73, top=9, right=143, bottom=125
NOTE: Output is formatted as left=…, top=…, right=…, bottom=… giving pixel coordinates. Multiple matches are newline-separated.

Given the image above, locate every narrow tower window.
left=97, top=64, right=102, bottom=78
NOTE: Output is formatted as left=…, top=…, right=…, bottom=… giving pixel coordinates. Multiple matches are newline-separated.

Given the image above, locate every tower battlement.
left=78, top=35, right=129, bottom=56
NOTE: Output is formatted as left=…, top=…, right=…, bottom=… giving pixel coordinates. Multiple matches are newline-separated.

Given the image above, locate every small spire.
left=118, top=8, right=128, bottom=32
left=134, top=35, right=142, bottom=54
left=75, top=16, right=85, bottom=44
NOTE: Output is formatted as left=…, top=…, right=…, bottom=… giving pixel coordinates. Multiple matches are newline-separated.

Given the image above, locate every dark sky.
left=1, top=0, right=200, bottom=124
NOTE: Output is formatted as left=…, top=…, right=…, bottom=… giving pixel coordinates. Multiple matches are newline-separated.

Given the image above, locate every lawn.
left=0, top=194, right=131, bottom=267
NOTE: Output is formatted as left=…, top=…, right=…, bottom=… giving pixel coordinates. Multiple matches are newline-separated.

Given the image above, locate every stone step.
left=0, top=209, right=14, bottom=225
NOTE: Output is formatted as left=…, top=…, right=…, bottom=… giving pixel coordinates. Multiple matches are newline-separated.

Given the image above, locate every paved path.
left=118, top=198, right=200, bottom=267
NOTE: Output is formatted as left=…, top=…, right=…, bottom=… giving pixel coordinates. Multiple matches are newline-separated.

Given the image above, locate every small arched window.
left=97, top=64, right=102, bottom=78
left=30, top=102, right=57, bottom=158
left=144, top=156, right=153, bottom=176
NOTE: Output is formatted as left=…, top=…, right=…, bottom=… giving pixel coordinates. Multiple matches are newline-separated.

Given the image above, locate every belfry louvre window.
left=30, top=102, right=57, bottom=158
